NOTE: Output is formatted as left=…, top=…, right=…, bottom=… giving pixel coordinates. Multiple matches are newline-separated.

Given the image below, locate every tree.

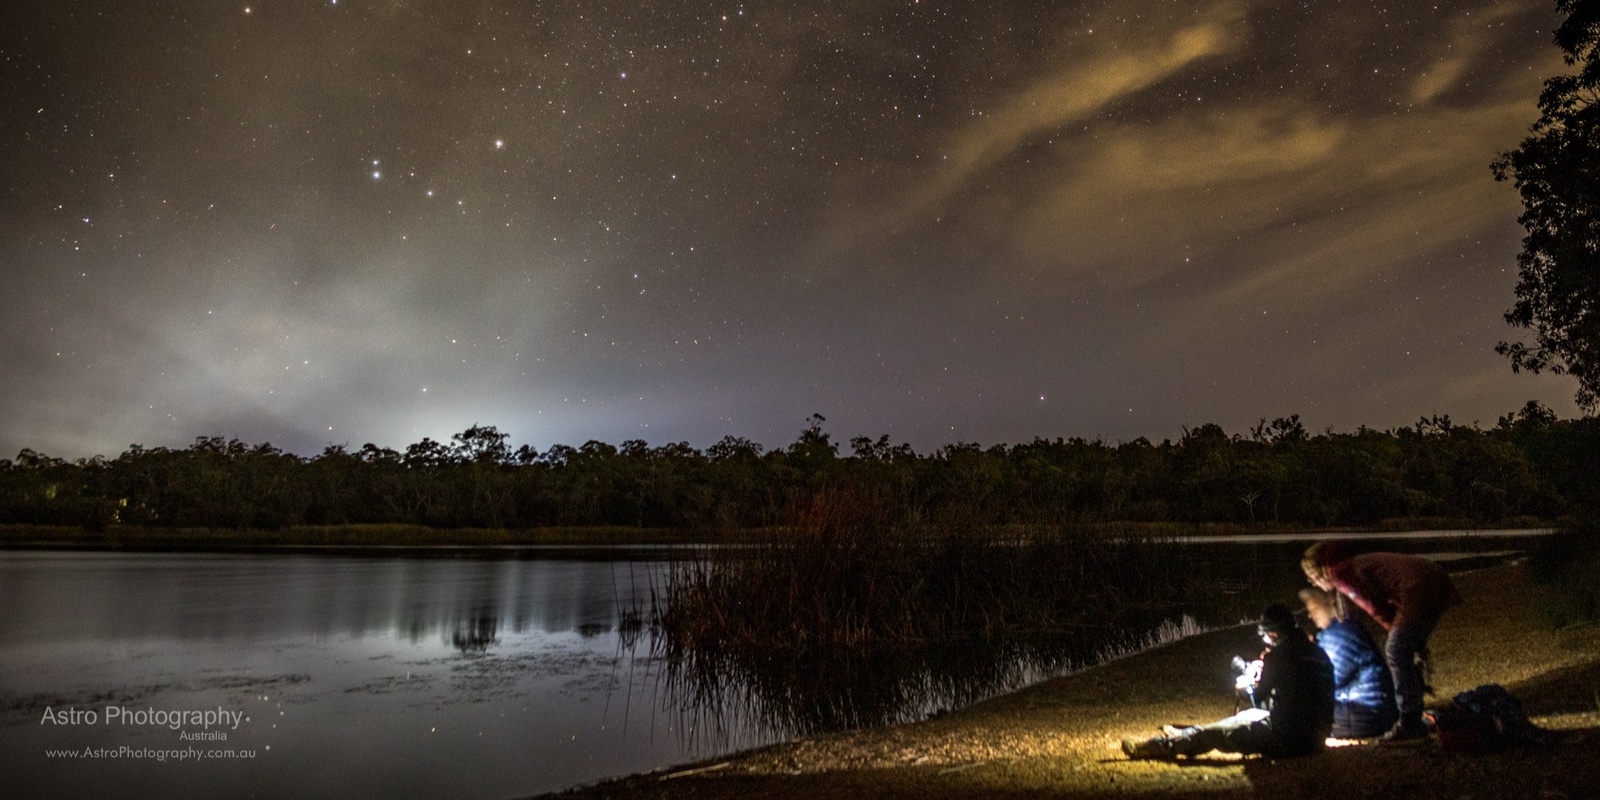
left=451, top=424, right=511, bottom=464
left=1492, top=0, right=1600, bottom=413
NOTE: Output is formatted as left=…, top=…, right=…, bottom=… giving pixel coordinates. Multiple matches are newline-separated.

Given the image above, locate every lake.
left=0, top=531, right=1550, bottom=799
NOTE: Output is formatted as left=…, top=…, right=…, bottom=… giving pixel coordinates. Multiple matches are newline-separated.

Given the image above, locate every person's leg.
left=1167, top=708, right=1274, bottom=757
left=1385, top=619, right=1434, bottom=714
left=1190, top=707, right=1269, bottom=732
left=1332, top=700, right=1398, bottom=739
left=1383, top=615, right=1438, bottom=738
left=1124, top=709, right=1269, bottom=759
left=1331, top=702, right=1356, bottom=739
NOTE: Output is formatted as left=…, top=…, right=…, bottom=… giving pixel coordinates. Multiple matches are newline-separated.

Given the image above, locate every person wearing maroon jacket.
left=1301, top=541, right=1461, bottom=741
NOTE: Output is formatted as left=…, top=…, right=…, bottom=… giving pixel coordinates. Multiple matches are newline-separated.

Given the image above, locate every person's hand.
left=1233, top=658, right=1263, bottom=691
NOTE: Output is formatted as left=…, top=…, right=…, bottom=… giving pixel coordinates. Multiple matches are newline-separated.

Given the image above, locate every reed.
left=651, top=632, right=1096, bottom=745
left=652, top=490, right=1197, bottom=658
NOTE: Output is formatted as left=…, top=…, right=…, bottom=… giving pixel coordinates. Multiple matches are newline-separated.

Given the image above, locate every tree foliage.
left=1492, top=0, right=1600, bottom=413
left=1, top=407, right=1596, bottom=532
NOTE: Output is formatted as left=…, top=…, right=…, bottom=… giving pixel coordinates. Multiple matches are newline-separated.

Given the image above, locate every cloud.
left=968, top=80, right=1535, bottom=307
left=1410, top=2, right=1525, bottom=105
left=1168, top=99, right=1532, bottom=316
left=1005, top=105, right=1348, bottom=276
left=818, top=7, right=1246, bottom=255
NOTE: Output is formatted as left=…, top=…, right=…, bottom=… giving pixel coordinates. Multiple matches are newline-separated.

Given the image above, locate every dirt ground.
left=536, top=562, right=1600, bottom=799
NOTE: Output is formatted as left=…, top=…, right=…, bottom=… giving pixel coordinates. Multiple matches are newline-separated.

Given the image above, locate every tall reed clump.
left=653, top=489, right=1196, bottom=658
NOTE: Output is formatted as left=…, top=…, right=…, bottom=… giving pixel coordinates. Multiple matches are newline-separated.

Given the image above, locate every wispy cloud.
left=819, top=5, right=1246, bottom=255
left=1411, top=2, right=1525, bottom=104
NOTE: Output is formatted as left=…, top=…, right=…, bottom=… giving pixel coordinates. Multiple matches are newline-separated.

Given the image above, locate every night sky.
left=0, top=0, right=1583, bottom=460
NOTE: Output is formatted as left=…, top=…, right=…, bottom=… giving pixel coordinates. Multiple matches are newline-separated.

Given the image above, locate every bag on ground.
left=1427, top=684, right=1555, bottom=753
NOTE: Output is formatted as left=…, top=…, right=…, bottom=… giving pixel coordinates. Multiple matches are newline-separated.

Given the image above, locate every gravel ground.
left=536, top=562, right=1600, bottom=799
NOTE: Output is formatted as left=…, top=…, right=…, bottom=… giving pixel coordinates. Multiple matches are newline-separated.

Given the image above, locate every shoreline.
left=534, top=561, right=1600, bottom=799
left=0, top=521, right=1563, bottom=554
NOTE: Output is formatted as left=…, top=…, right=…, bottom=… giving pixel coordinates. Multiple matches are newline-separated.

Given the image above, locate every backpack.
left=1426, top=684, right=1553, bottom=753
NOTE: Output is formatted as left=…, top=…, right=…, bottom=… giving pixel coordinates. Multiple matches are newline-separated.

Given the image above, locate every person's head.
left=1298, top=587, right=1339, bottom=629
left=1257, top=603, right=1299, bottom=645
left=1300, top=541, right=1345, bottom=590
left=1301, top=562, right=1333, bottom=591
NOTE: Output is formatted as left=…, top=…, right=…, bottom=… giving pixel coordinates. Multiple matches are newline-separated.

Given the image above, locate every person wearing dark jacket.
left=1302, top=541, right=1460, bottom=741
left=1300, top=586, right=1398, bottom=738
left=1122, top=605, right=1334, bottom=759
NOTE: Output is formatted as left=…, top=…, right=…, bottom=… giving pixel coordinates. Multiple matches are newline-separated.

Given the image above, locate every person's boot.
left=1121, top=735, right=1174, bottom=759
left=1380, top=711, right=1429, bottom=742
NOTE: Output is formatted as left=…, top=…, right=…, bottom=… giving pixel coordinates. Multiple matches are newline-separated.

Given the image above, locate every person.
left=1122, top=605, right=1334, bottom=760
left=1301, top=541, right=1461, bottom=741
left=1299, top=586, right=1398, bottom=738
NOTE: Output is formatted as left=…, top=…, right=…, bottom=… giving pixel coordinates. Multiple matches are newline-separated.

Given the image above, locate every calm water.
left=0, top=533, right=1547, bottom=799
left=0, top=552, right=704, bottom=800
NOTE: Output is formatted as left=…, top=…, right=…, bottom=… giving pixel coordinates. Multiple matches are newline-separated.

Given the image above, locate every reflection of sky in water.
left=0, top=553, right=659, bottom=643
left=0, top=552, right=755, bottom=800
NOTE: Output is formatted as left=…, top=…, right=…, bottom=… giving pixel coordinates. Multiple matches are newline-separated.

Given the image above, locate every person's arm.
left=1254, top=646, right=1283, bottom=707
left=1329, top=563, right=1396, bottom=628
left=1319, top=625, right=1361, bottom=692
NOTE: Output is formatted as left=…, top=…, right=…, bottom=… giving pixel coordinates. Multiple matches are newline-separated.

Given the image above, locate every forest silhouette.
left=3, top=403, right=1595, bottom=533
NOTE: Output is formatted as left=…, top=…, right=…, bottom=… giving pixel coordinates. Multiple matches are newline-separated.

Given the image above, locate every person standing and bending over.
left=1301, top=541, right=1460, bottom=741
left=1299, top=586, right=1397, bottom=738
left=1122, top=605, right=1334, bottom=760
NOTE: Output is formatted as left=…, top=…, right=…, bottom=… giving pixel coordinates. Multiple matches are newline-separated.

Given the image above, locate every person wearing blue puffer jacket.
left=1300, top=586, right=1399, bottom=738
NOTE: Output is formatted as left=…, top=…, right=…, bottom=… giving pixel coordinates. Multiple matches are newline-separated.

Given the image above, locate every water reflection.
left=0, top=552, right=683, bottom=800
left=0, top=552, right=660, bottom=646
left=449, top=610, right=500, bottom=653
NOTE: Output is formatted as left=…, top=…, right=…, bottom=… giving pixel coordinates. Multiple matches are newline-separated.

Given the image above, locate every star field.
left=0, top=0, right=1582, bottom=458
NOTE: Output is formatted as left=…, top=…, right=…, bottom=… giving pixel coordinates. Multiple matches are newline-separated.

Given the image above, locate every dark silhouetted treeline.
left=2, top=405, right=1596, bottom=532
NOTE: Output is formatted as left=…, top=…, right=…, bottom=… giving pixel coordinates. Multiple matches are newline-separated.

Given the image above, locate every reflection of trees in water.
left=448, top=610, right=500, bottom=653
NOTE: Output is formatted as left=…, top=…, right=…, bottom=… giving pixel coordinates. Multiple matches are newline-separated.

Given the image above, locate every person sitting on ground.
left=1301, top=541, right=1461, bottom=741
left=1299, top=586, right=1398, bottom=738
left=1122, top=604, right=1334, bottom=760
